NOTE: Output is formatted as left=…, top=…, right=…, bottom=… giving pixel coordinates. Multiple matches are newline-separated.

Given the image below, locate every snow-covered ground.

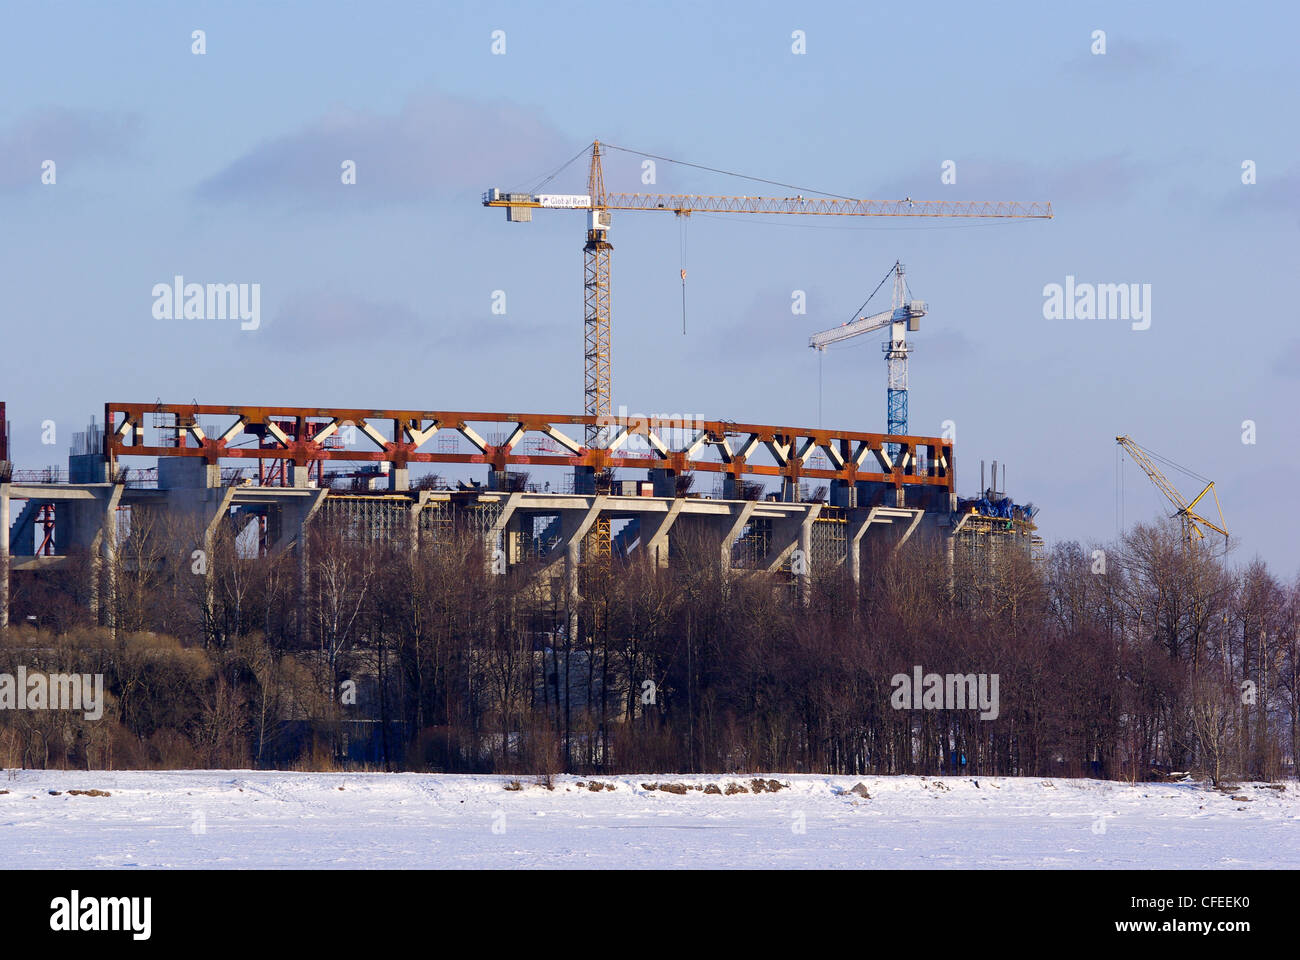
left=0, top=770, right=1294, bottom=869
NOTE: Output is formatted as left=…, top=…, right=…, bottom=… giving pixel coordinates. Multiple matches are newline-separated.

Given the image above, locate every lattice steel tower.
left=583, top=142, right=613, bottom=448
left=884, top=262, right=912, bottom=446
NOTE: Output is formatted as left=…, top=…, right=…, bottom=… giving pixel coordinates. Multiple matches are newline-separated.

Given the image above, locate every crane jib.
left=484, top=189, right=1052, bottom=219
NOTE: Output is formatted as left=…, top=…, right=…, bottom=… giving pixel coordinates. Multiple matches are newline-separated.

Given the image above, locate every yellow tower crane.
left=1116, top=435, right=1228, bottom=546
left=485, top=140, right=1052, bottom=442
left=484, top=141, right=1052, bottom=556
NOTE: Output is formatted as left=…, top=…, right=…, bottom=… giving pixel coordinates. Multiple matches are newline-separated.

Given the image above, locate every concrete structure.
left=1, top=484, right=933, bottom=630
left=0, top=401, right=1039, bottom=629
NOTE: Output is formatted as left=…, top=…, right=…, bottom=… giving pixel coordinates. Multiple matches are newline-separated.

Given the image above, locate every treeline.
left=3, top=512, right=1298, bottom=781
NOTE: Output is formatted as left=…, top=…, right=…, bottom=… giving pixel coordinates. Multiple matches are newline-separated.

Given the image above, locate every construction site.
left=7, top=5, right=1300, bottom=904
left=0, top=142, right=1051, bottom=630
left=0, top=400, right=1047, bottom=627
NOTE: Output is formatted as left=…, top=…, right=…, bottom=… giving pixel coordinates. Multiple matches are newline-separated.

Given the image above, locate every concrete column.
left=847, top=519, right=862, bottom=587
left=648, top=468, right=676, bottom=498
left=565, top=536, right=581, bottom=643
left=296, top=522, right=309, bottom=644
left=158, top=457, right=220, bottom=490
left=761, top=506, right=811, bottom=571
left=831, top=479, right=857, bottom=508
left=87, top=510, right=98, bottom=619
left=797, top=511, right=814, bottom=606
left=640, top=499, right=683, bottom=568
left=100, top=498, right=117, bottom=634
left=758, top=504, right=821, bottom=598
left=69, top=454, right=110, bottom=484
left=546, top=496, right=606, bottom=640
left=894, top=509, right=924, bottom=548
left=291, top=464, right=312, bottom=488
left=268, top=489, right=329, bottom=554
left=202, top=488, right=238, bottom=642
left=485, top=493, right=522, bottom=575
left=389, top=466, right=410, bottom=492
left=717, top=501, right=756, bottom=575
left=288, top=489, right=328, bottom=644
left=945, top=511, right=971, bottom=598
left=409, top=491, right=429, bottom=554
left=0, top=484, right=9, bottom=629
left=845, top=507, right=881, bottom=589
left=159, top=468, right=234, bottom=637
left=504, top=509, right=527, bottom=566
left=946, top=532, right=955, bottom=598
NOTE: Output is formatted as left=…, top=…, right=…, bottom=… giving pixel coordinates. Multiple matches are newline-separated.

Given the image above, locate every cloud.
left=259, top=292, right=422, bottom=349
left=1273, top=339, right=1300, bottom=379
left=0, top=108, right=139, bottom=190
left=707, top=288, right=823, bottom=359
left=921, top=329, right=978, bottom=363
left=1223, top=165, right=1300, bottom=225
left=1064, top=37, right=1179, bottom=81
left=195, top=91, right=576, bottom=207
left=259, top=291, right=562, bottom=353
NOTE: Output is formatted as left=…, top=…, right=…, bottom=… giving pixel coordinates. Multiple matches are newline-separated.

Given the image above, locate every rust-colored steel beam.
left=104, top=402, right=955, bottom=491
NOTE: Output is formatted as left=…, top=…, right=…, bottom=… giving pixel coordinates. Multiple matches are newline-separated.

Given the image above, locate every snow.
left=0, top=770, right=1295, bottom=869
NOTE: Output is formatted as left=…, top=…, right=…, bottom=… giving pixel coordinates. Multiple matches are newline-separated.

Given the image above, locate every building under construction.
left=0, top=399, right=1039, bottom=629
left=0, top=145, right=1051, bottom=627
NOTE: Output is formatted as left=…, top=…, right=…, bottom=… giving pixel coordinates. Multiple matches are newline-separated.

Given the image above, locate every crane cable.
left=604, top=145, right=1032, bottom=230
left=526, top=140, right=854, bottom=201
left=818, top=350, right=823, bottom=428
left=603, top=143, right=855, bottom=199
left=518, top=143, right=592, bottom=195
left=1116, top=443, right=1125, bottom=538
left=1120, top=439, right=1223, bottom=537
left=1131, top=440, right=1212, bottom=486
left=679, top=215, right=688, bottom=334
left=844, top=262, right=900, bottom=328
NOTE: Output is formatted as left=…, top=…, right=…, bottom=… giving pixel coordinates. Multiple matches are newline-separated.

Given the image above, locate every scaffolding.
left=810, top=510, right=848, bottom=565
left=731, top=517, right=771, bottom=568
left=417, top=498, right=455, bottom=548
left=317, top=496, right=411, bottom=544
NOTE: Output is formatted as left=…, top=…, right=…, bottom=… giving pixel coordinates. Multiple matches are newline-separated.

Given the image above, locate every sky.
left=1, top=1, right=1297, bottom=574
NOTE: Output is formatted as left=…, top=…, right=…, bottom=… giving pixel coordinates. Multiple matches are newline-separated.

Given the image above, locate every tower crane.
left=1115, top=435, right=1228, bottom=546
left=483, top=141, right=1053, bottom=448
left=808, top=261, right=923, bottom=445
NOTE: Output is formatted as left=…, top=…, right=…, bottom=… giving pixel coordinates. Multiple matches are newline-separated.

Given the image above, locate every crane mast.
left=885, top=264, right=912, bottom=443
left=808, top=262, right=924, bottom=450
left=583, top=142, right=612, bottom=447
